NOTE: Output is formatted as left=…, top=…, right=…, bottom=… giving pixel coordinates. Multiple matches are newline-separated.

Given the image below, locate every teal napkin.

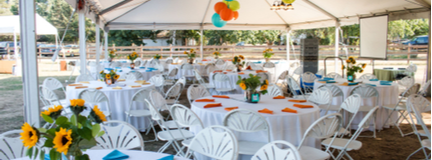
left=103, top=150, right=129, bottom=160
left=158, top=155, right=174, bottom=160
left=326, top=80, right=336, bottom=83
left=348, top=82, right=359, bottom=86
left=369, top=79, right=379, bottom=81
left=323, top=77, right=334, bottom=81
left=139, top=67, right=145, bottom=69
left=380, top=80, right=392, bottom=83
left=366, top=83, right=377, bottom=87
left=318, top=79, right=328, bottom=82
left=380, top=82, right=392, bottom=85
left=45, top=154, right=67, bottom=160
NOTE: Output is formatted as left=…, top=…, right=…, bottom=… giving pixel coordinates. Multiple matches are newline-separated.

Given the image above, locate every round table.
left=374, top=68, right=414, bottom=81
left=313, top=78, right=399, bottom=130
left=119, top=67, right=160, bottom=80
left=168, top=63, right=206, bottom=79
left=14, top=149, right=189, bottom=160
left=190, top=94, right=320, bottom=160
left=66, top=81, right=155, bottom=130
left=209, top=70, right=272, bottom=94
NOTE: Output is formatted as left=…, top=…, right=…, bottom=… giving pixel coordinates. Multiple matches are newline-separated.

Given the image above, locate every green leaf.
left=42, top=114, right=53, bottom=123
left=44, top=138, right=54, bottom=147
left=70, top=114, right=77, bottom=126
left=76, top=154, right=90, bottom=160
left=38, top=128, right=47, bottom=133
left=79, top=138, right=97, bottom=149
left=26, top=147, right=33, bottom=158
left=55, top=116, right=68, bottom=125
left=46, top=128, right=56, bottom=136
left=39, top=150, right=45, bottom=160
left=33, top=147, right=39, bottom=160
left=91, top=123, right=100, bottom=137
left=97, top=131, right=105, bottom=137
left=78, top=127, right=93, bottom=140
left=49, top=148, right=59, bottom=160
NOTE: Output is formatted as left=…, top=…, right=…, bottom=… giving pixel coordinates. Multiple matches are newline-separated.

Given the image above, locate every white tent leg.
left=200, top=29, right=203, bottom=59
left=79, top=10, right=86, bottom=75
left=14, top=31, right=18, bottom=59
left=104, top=31, right=109, bottom=61
left=95, top=24, right=100, bottom=72
left=286, top=30, right=291, bottom=62
left=335, top=22, right=340, bottom=73
left=19, top=0, right=40, bottom=127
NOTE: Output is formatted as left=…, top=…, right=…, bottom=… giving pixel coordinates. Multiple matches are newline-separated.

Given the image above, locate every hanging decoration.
left=212, top=0, right=240, bottom=28
left=270, top=0, right=295, bottom=11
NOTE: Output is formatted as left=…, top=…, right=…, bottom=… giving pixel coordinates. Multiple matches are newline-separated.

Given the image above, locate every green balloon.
left=282, top=0, right=295, bottom=4
left=228, top=1, right=240, bottom=11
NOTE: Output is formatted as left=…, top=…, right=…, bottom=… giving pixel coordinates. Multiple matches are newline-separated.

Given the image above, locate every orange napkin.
left=204, top=103, right=222, bottom=108
left=212, top=95, right=230, bottom=99
left=95, top=87, right=103, bottom=90
left=79, top=81, right=90, bottom=84
left=141, top=82, right=151, bottom=85
left=288, top=99, right=307, bottom=103
left=293, top=104, right=314, bottom=108
left=213, top=70, right=223, bottom=73
left=318, top=81, right=326, bottom=83
left=129, top=85, right=142, bottom=88
left=273, top=95, right=285, bottom=99
left=256, top=70, right=267, bottom=73
left=75, top=86, right=88, bottom=89
left=339, top=82, right=358, bottom=86
left=282, top=107, right=297, bottom=113
left=245, top=66, right=252, bottom=70
left=195, top=99, right=215, bottom=102
left=258, top=108, right=273, bottom=114
left=135, top=80, right=146, bottom=83
left=68, top=84, right=83, bottom=86
left=238, top=72, right=245, bottom=75
left=117, top=79, right=126, bottom=82
left=226, top=70, right=232, bottom=72
left=202, top=59, right=209, bottom=61
left=225, top=107, right=239, bottom=111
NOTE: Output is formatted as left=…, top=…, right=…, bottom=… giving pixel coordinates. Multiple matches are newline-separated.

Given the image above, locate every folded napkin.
left=326, top=80, right=337, bottom=83
left=223, top=72, right=228, bottom=74
left=282, top=107, right=297, bottom=113
left=117, top=79, right=126, bottom=82
left=369, top=79, right=379, bottom=81
left=212, top=95, right=230, bottom=99
left=224, top=107, right=239, bottom=112
left=75, top=86, right=88, bottom=89
left=79, top=81, right=90, bottom=84
left=113, top=86, right=122, bottom=90
left=318, top=79, right=328, bottom=82
left=340, top=82, right=358, bottom=86
left=157, top=155, right=174, bottom=160
left=323, top=77, right=334, bottom=81
left=195, top=99, right=215, bottom=102
left=288, top=99, right=307, bottom=103
left=213, top=70, right=223, bottom=73
left=380, top=82, right=392, bottom=86
left=255, top=70, right=267, bottom=73
left=135, top=80, right=146, bottom=83
left=95, top=87, right=103, bottom=90
left=380, top=80, right=392, bottom=83
left=258, top=108, right=273, bottom=114
left=245, top=66, right=252, bottom=70
left=238, top=72, right=245, bottom=75
left=117, top=70, right=123, bottom=72
left=226, top=70, right=232, bottom=72
left=171, top=63, right=179, bottom=65
left=293, top=104, right=314, bottom=108
left=68, top=84, right=83, bottom=86
left=273, top=95, right=285, bottom=99
left=129, top=85, right=142, bottom=88
left=103, top=149, right=129, bottom=160
left=115, top=67, right=121, bottom=69
left=366, top=83, right=377, bottom=87
left=141, top=82, right=151, bottom=85
left=204, top=103, right=222, bottom=108
left=202, top=59, right=209, bottom=61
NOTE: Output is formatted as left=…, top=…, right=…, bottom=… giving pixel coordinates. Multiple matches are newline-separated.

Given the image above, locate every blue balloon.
left=225, top=0, right=234, bottom=1
left=212, top=13, right=227, bottom=28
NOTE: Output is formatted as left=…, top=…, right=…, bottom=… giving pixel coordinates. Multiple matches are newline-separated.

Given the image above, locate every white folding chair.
left=78, top=88, right=111, bottom=120
left=405, top=63, right=417, bottom=74
left=398, top=76, right=415, bottom=92
left=43, top=77, right=66, bottom=95
left=265, top=83, right=283, bottom=97
left=298, top=113, right=343, bottom=160
left=0, top=130, right=28, bottom=160
left=75, top=73, right=95, bottom=82
left=110, top=61, right=121, bottom=68
left=358, top=73, right=377, bottom=80
left=316, top=69, right=324, bottom=78
left=292, top=66, right=303, bottom=81
left=307, top=87, right=333, bottom=115
left=181, top=63, right=196, bottom=83
left=275, top=70, right=289, bottom=84
left=212, top=73, right=235, bottom=94
left=195, top=70, right=216, bottom=94
left=187, top=84, right=211, bottom=105
left=149, top=74, right=166, bottom=94
left=135, top=58, right=143, bottom=67
left=94, top=120, right=145, bottom=151
left=170, top=104, right=205, bottom=152
left=164, top=82, right=183, bottom=106
left=252, top=140, right=302, bottom=160
left=164, top=67, right=178, bottom=86
left=202, top=63, right=215, bottom=80
left=256, top=72, right=270, bottom=82
left=326, top=72, right=342, bottom=79
left=223, top=109, right=270, bottom=155
left=185, top=125, right=238, bottom=160
left=302, top=71, right=317, bottom=95
left=124, top=71, right=144, bottom=81
left=223, top=64, right=236, bottom=70
left=322, top=106, right=379, bottom=160
left=149, top=90, right=180, bottom=129
left=418, top=79, right=431, bottom=96
left=406, top=94, right=431, bottom=160
left=336, top=94, right=362, bottom=137
left=349, top=84, right=380, bottom=138
left=40, top=86, right=68, bottom=107
left=317, top=84, right=344, bottom=115
left=263, top=62, right=276, bottom=68
left=287, top=75, right=307, bottom=100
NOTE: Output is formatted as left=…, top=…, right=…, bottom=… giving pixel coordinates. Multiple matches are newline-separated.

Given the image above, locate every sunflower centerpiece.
left=343, top=56, right=367, bottom=82
left=213, top=51, right=221, bottom=59
left=20, top=99, right=106, bottom=160
left=236, top=74, right=269, bottom=103
left=100, top=69, right=120, bottom=85
left=127, top=52, right=138, bottom=69
left=108, top=50, right=117, bottom=62
left=232, top=55, right=245, bottom=72
left=154, top=54, right=161, bottom=61
left=263, top=48, right=274, bottom=62
left=184, top=49, right=197, bottom=64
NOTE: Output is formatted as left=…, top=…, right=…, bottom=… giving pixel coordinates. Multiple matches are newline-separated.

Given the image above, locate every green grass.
left=0, top=76, right=75, bottom=91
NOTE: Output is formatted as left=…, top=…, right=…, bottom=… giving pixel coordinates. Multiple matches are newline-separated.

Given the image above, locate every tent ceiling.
left=0, top=14, right=58, bottom=35
left=65, top=0, right=431, bottom=30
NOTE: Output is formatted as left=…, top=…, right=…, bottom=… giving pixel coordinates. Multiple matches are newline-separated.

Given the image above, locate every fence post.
left=407, top=44, right=411, bottom=64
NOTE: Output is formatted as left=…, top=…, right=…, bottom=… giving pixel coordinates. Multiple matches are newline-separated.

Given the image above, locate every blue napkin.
left=140, top=67, right=146, bottom=69
left=148, top=67, right=155, bottom=70
left=117, top=70, right=122, bottom=72
left=366, top=83, right=377, bottom=87
left=380, top=81, right=392, bottom=85
left=326, top=80, right=336, bottom=83
left=304, top=82, right=314, bottom=86
left=323, top=77, right=334, bottom=81
left=369, top=79, right=379, bottom=81
left=316, top=74, right=323, bottom=79
left=348, top=82, right=359, bottom=86
left=380, top=80, right=392, bottom=83
left=158, top=155, right=174, bottom=160
left=318, top=79, right=328, bottom=82
left=131, top=70, right=136, bottom=73
left=127, top=67, right=131, bottom=69
left=115, top=67, right=121, bottom=69
left=105, top=68, right=113, bottom=71
left=103, top=150, right=129, bottom=160
left=146, top=70, right=152, bottom=72
left=44, top=154, right=67, bottom=160
left=275, top=62, right=279, bottom=64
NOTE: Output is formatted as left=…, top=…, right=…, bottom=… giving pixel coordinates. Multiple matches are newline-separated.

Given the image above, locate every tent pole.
left=200, top=29, right=203, bottom=59
left=95, top=24, right=100, bottom=72
left=286, top=30, right=291, bottom=62
left=79, top=10, right=86, bottom=75
left=334, top=22, right=340, bottom=73
left=104, top=31, right=109, bottom=60
left=14, top=31, right=18, bottom=59
left=19, top=0, right=40, bottom=127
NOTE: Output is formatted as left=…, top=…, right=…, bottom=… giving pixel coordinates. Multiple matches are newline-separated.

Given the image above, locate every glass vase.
left=347, top=74, right=356, bottom=82
left=130, top=63, right=135, bottom=69
left=244, top=90, right=260, bottom=103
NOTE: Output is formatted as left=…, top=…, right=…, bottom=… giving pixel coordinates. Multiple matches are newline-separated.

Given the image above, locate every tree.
left=108, top=30, right=162, bottom=46
left=0, top=0, right=13, bottom=16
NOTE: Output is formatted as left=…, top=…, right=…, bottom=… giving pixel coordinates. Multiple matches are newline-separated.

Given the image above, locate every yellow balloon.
left=282, top=0, right=295, bottom=4
left=228, top=1, right=240, bottom=11
left=223, top=0, right=228, bottom=5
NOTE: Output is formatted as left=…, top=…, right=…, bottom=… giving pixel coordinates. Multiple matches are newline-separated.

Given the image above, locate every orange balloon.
left=233, top=11, right=239, bottom=20
left=214, top=2, right=227, bottom=14
left=220, top=8, right=234, bottom=21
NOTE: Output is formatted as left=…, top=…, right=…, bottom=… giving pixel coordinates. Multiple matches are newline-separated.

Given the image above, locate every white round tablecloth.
left=168, top=63, right=206, bottom=79
left=120, top=68, right=160, bottom=80
left=14, top=149, right=189, bottom=160
left=313, top=78, right=399, bottom=130
left=209, top=70, right=272, bottom=94
left=66, top=81, right=155, bottom=130
left=190, top=94, right=320, bottom=160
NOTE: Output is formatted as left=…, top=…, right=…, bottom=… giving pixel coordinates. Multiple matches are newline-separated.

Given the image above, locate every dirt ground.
left=0, top=60, right=430, bottom=160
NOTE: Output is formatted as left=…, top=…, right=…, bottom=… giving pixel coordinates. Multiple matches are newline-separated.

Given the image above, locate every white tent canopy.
left=0, top=14, right=58, bottom=35
left=65, top=0, right=430, bottom=31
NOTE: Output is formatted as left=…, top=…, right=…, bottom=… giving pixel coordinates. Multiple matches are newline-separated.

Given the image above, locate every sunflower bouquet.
left=127, top=52, right=138, bottom=63
left=263, top=48, right=274, bottom=61
left=100, top=70, right=120, bottom=85
left=154, top=54, right=161, bottom=60
left=184, top=49, right=197, bottom=64
left=236, top=74, right=269, bottom=103
left=108, top=50, right=117, bottom=59
left=20, top=99, right=106, bottom=160
left=213, top=51, right=221, bottom=59
left=343, top=56, right=366, bottom=81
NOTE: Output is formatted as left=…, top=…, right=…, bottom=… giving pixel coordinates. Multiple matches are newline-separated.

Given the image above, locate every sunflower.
left=362, top=63, right=367, bottom=68
left=190, top=49, right=195, bottom=53
left=90, top=105, right=107, bottom=123
left=114, top=75, right=120, bottom=79
left=41, top=105, right=63, bottom=118
left=184, top=51, right=188, bottom=54
left=264, top=79, right=269, bottom=85
left=70, top=99, right=85, bottom=107
left=105, top=74, right=111, bottom=79
left=110, top=50, right=114, bottom=54
left=239, top=83, right=247, bottom=90
left=268, top=48, right=273, bottom=51
left=20, top=123, right=39, bottom=148
left=352, top=60, right=356, bottom=64
left=260, top=84, right=268, bottom=90
left=346, top=59, right=351, bottom=63
left=53, top=128, right=72, bottom=155
left=341, top=65, right=345, bottom=70
left=127, top=55, right=131, bottom=59
left=237, top=59, right=241, bottom=62
left=239, top=55, right=244, bottom=60
left=99, top=70, right=104, bottom=74
left=360, top=69, right=364, bottom=73
left=263, top=50, right=266, bottom=53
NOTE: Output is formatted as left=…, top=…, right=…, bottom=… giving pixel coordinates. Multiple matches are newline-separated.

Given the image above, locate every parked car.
left=38, top=44, right=61, bottom=56
left=0, top=41, right=20, bottom=55
left=402, top=35, right=429, bottom=45
left=64, top=44, right=79, bottom=56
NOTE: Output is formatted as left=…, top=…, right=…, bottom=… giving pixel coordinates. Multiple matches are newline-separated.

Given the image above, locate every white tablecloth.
left=66, top=81, right=155, bottom=130
left=209, top=70, right=272, bottom=94
left=191, top=94, right=320, bottom=160
left=14, top=150, right=189, bottom=160
left=257, top=62, right=289, bottom=82
left=120, top=68, right=160, bottom=80
left=313, top=78, right=399, bottom=130
left=168, top=63, right=206, bottom=79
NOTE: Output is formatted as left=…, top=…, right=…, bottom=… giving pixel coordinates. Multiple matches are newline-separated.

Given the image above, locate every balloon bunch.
left=212, top=0, right=240, bottom=28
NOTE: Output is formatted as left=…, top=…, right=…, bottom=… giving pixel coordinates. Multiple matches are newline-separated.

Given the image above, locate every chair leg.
left=383, top=109, right=396, bottom=127
left=406, top=147, right=423, bottom=160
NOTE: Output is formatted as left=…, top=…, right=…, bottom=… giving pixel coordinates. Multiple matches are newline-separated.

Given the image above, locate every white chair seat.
left=181, top=139, right=192, bottom=147
left=321, top=138, right=362, bottom=151
left=238, top=141, right=267, bottom=155
left=157, top=129, right=194, bottom=141
left=184, top=75, right=195, bottom=78
left=164, top=120, right=180, bottom=129
left=382, top=104, right=406, bottom=111
left=125, top=110, right=151, bottom=117
left=166, top=99, right=179, bottom=105
left=299, top=146, right=330, bottom=160
left=164, top=81, right=174, bottom=86
left=422, top=139, right=431, bottom=149
left=202, top=83, right=215, bottom=89
left=358, top=106, right=376, bottom=112
left=216, top=88, right=235, bottom=92
left=319, top=105, right=341, bottom=111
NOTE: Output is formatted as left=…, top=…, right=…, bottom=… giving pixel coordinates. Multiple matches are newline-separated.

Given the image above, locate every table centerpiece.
left=127, top=52, right=138, bottom=69
left=154, top=54, right=161, bottom=61
left=108, top=50, right=117, bottom=62
left=263, top=48, right=274, bottom=62
left=343, top=56, right=366, bottom=82
left=237, top=74, right=268, bottom=103
left=20, top=99, right=107, bottom=160
left=213, top=51, right=221, bottom=59
left=100, top=70, right=120, bottom=85
left=184, top=49, right=196, bottom=64
left=232, top=55, right=245, bottom=72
